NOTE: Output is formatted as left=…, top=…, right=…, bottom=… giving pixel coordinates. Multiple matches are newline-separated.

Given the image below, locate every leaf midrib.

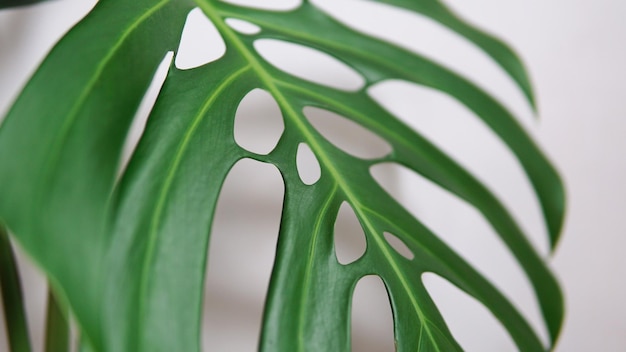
left=199, top=2, right=447, bottom=350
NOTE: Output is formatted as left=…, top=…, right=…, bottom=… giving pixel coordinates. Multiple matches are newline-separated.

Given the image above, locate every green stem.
left=45, top=288, right=69, bottom=352
left=0, top=225, right=32, bottom=352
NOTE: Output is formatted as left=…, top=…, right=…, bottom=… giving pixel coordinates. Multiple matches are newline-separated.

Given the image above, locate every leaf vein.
left=136, top=64, right=251, bottom=339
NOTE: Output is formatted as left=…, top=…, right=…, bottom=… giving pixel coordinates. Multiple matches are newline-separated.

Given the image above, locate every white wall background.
left=0, top=0, right=625, bottom=351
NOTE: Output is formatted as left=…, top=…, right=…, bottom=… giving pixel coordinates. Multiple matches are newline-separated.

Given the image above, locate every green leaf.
left=0, top=1, right=192, bottom=348
left=0, top=1, right=565, bottom=351
left=45, top=289, right=70, bottom=352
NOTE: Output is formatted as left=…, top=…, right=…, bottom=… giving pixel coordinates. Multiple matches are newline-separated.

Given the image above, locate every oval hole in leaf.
left=117, top=52, right=173, bottom=179
left=371, top=162, right=549, bottom=346
left=234, top=89, right=284, bottom=155
left=303, top=106, right=392, bottom=159
left=422, top=273, right=518, bottom=352
left=175, top=8, right=226, bottom=70
left=368, top=80, right=548, bottom=256
left=296, top=143, right=321, bottom=185
left=225, top=18, right=261, bottom=35
left=383, top=232, right=414, bottom=260
left=254, top=39, right=365, bottom=91
left=334, top=202, right=367, bottom=265
left=312, top=0, right=533, bottom=126
left=351, top=275, right=395, bottom=351
left=203, top=159, right=283, bottom=351
left=221, top=0, right=301, bottom=11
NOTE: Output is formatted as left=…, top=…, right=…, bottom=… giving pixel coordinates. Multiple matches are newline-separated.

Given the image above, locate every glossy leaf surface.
left=0, top=1, right=565, bottom=351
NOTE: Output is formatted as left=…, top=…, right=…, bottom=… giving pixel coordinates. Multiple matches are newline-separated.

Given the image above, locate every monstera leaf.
left=0, top=0, right=565, bottom=351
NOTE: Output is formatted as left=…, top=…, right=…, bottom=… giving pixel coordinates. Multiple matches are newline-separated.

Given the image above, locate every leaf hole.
left=371, top=162, right=550, bottom=347
left=175, top=8, right=226, bottom=70
left=220, top=0, right=302, bottom=11
left=368, top=80, right=549, bottom=256
left=334, top=202, right=367, bottom=265
left=422, top=273, right=518, bottom=351
left=234, top=89, right=284, bottom=155
left=202, top=159, right=283, bottom=351
left=382, top=232, right=414, bottom=260
left=117, top=52, right=173, bottom=179
left=351, top=275, right=395, bottom=351
left=254, top=39, right=365, bottom=91
left=303, top=106, right=392, bottom=159
left=296, top=143, right=321, bottom=185
left=225, top=18, right=261, bottom=35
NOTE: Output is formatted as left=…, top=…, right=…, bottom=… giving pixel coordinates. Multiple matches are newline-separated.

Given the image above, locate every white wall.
left=447, top=1, right=626, bottom=350
left=0, top=0, right=624, bottom=351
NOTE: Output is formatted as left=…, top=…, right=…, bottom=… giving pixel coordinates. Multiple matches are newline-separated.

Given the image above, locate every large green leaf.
left=0, top=0, right=565, bottom=351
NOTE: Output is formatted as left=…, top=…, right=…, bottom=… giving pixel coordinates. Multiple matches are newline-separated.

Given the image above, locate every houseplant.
left=0, top=0, right=565, bottom=351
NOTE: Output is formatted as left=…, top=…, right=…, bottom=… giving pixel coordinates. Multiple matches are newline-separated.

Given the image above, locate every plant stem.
left=0, top=225, right=32, bottom=352
left=45, top=288, right=69, bottom=352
